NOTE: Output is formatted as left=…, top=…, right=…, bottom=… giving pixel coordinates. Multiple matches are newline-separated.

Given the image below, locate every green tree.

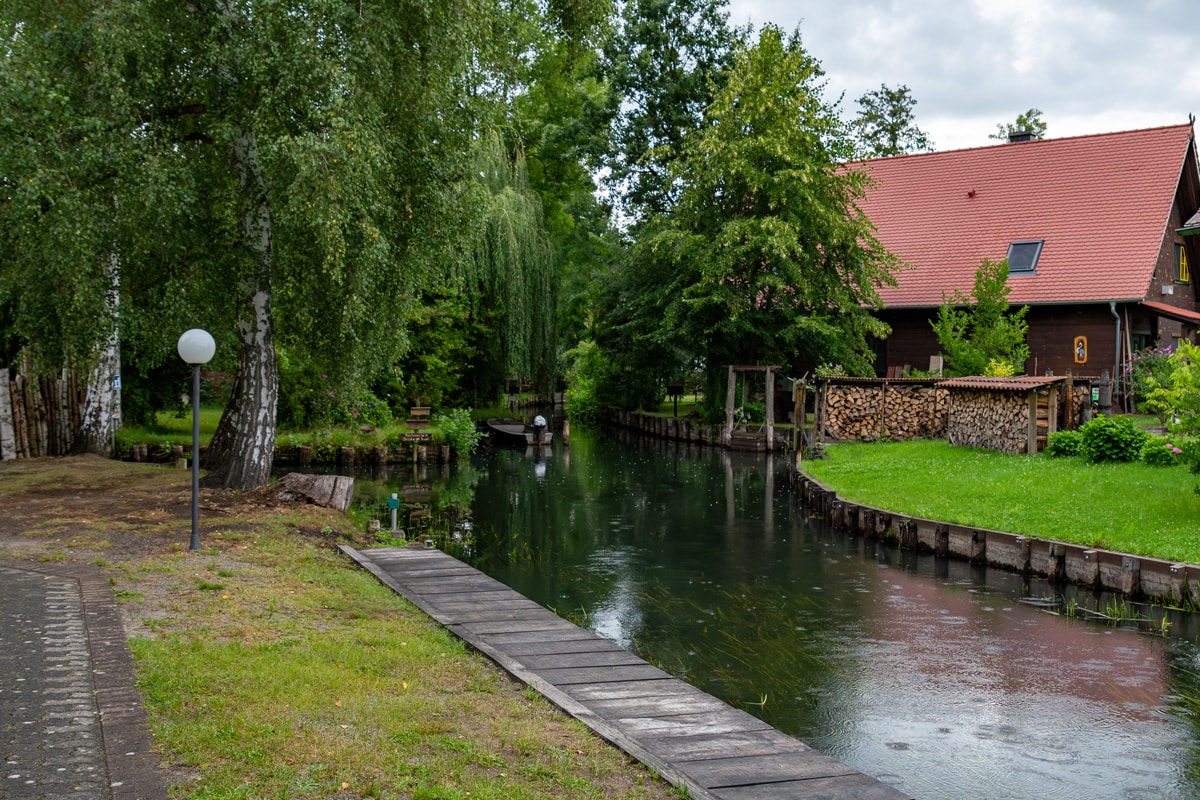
left=459, top=133, right=556, bottom=401
left=631, top=25, right=899, bottom=398
left=0, top=3, right=147, bottom=453
left=931, top=257, right=1030, bottom=376
left=0, top=1, right=487, bottom=489
left=1145, top=341, right=1200, bottom=435
left=489, top=0, right=618, bottom=377
left=852, top=83, right=933, bottom=157
left=601, top=0, right=748, bottom=222
left=990, top=107, right=1047, bottom=141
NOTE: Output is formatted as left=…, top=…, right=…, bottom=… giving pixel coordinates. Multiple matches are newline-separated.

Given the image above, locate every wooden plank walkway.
left=340, top=545, right=911, bottom=800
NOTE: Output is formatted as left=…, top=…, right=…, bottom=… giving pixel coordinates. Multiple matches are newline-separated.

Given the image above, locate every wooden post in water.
left=765, top=366, right=775, bottom=452
left=723, top=366, right=735, bottom=447
left=793, top=380, right=804, bottom=467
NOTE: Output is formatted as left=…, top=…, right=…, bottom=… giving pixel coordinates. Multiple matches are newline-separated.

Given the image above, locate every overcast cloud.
left=724, top=0, right=1200, bottom=151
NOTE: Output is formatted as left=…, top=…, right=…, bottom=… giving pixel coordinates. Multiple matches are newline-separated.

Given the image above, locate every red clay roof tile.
left=855, top=124, right=1195, bottom=308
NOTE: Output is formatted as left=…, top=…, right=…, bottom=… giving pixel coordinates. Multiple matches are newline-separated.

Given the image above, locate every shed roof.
left=855, top=124, right=1196, bottom=308
left=1141, top=300, right=1200, bottom=324
left=938, top=375, right=1065, bottom=392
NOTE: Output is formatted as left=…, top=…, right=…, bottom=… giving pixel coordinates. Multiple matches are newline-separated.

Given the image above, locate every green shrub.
left=1079, top=414, right=1149, bottom=463
left=1045, top=429, right=1083, bottom=458
left=983, top=358, right=1017, bottom=377
left=331, top=391, right=393, bottom=427
left=1179, top=436, right=1200, bottom=475
left=1141, top=437, right=1185, bottom=466
left=1125, top=345, right=1177, bottom=419
left=563, top=339, right=604, bottom=423
left=432, top=408, right=484, bottom=457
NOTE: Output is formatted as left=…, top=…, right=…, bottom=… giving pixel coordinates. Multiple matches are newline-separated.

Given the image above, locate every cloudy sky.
left=724, top=0, right=1200, bottom=151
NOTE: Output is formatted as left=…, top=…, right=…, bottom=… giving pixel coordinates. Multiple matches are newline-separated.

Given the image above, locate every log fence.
left=0, top=371, right=85, bottom=461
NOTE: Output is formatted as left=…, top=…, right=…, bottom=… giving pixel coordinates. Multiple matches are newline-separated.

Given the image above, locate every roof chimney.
left=1008, top=130, right=1037, bottom=143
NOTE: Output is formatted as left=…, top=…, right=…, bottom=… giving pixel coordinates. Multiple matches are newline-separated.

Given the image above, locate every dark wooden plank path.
left=341, top=545, right=911, bottom=800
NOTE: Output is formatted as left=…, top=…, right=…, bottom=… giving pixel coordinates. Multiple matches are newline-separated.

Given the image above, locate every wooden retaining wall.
left=793, top=470, right=1200, bottom=606
left=598, top=410, right=719, bottom=445
left=0, top=372, right=85, bottom=461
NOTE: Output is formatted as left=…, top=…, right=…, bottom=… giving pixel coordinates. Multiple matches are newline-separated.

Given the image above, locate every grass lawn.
left=802, top=439, right=1200, bottom=565
left=115, top=405, right=224, bottom=451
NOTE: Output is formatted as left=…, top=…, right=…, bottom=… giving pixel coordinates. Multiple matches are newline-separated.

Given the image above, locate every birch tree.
left=1, top=1, right=485, bottom=488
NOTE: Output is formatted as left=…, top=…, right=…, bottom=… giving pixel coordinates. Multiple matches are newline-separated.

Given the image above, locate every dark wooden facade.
left=878, top=301, right=1200, bottom=383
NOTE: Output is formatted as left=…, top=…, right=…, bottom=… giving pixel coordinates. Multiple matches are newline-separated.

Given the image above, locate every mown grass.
left=114, top=405, right=224, bottom=451
left=802, top=439, right=1200, bottom=564
left=131, top=540, right=673, bottom=800
left=117, top=407, right=455, bottom=464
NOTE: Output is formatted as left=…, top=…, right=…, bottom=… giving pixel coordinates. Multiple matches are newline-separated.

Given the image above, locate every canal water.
left=371, top=426, right=1200, bottom=799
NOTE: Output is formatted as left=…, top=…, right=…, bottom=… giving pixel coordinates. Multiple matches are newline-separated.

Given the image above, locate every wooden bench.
left=406, top=407, right=431, bottom=431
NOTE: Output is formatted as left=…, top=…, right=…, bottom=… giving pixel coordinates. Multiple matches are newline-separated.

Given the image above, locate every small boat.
left=486, top=418, right=553, bottom=446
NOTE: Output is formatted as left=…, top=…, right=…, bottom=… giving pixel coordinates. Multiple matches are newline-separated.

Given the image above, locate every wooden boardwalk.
left=341, top=545, right=910, bottom=800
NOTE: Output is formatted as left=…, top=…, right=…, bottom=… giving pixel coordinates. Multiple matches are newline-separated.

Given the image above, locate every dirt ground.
left=0, top=454, right=360, bottom=549
left=0, top=454, right=367, bottom=635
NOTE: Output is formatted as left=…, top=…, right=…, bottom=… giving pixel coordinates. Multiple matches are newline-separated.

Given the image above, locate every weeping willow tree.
left=464, top=133, right=557, bottom=400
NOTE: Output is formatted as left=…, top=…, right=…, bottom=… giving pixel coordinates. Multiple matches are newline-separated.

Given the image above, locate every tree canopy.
left=852, top=83, right=933, bottom=157
left=0, top=0, right=534, bottom=487
left=932, top=257, right=1030, bottom=377
left=990, top=108, right=1048, bottom=141
left=625, top=25, right=898, bottom=404
left=2, top=2, right=952, bottom=474
left=600, top=0, right=748, bottom=224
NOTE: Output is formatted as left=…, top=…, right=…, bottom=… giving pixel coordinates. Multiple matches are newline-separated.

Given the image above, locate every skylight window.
left=1006, top=240, right=1043, bottom=275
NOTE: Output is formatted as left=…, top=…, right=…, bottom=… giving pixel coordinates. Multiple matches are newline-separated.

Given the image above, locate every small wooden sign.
left=1073, top=336, right=1087, bottom=364
left=400, top=433, right=432, bottom=442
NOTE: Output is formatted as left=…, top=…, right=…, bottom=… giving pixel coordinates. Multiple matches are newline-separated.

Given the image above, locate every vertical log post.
left=723, top=365, right=735, bottom=447
left=0, top=375, right=14, bottom=461
left=1026, top=389, right=1039, bottom=455
left=765, top=366, right=775, bottom=453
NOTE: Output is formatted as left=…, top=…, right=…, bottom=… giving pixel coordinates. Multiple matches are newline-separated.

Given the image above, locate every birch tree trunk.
left=202, top=127, right=278, bottom=490
left=79, top=253, right=122, bottom=455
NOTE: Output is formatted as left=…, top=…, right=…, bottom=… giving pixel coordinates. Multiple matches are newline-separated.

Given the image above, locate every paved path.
left=341, top=544, right=912, bottom=800
left=0, top=563, right=168, bottom=800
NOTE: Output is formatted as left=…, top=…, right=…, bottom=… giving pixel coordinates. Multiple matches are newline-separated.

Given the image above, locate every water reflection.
left=456, top=427, right=1200, bottom=800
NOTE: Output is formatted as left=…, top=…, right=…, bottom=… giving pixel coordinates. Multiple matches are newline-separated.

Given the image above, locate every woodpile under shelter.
left=812, top=374, right=1093, bottom=455
left=942, top=375, right=1066, bottom=455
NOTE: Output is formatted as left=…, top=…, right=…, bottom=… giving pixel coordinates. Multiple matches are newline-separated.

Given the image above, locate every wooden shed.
left=941, top=375, right=1066, bottom=455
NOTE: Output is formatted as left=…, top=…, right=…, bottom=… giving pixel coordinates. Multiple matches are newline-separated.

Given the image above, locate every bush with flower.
left=1140, top=341, right=1200, bottom=490
left=1141, top=438, right=1185, bottom=467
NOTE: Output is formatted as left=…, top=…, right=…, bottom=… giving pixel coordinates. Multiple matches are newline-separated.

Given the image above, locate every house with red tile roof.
left=855, top=122, right=1200, bottom=389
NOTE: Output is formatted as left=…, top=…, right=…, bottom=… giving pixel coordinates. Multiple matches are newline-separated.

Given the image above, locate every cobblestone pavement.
left=1, top=564, right=169, bottom=800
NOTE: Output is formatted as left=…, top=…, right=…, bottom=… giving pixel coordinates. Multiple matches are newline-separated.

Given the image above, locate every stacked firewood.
left=819, top=384, right=948, bottom=442
left=945, top=390, right=1029, bottom=453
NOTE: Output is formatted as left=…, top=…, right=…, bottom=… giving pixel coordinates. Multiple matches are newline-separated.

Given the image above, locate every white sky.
left=724, top=0, right=1200, bottom=151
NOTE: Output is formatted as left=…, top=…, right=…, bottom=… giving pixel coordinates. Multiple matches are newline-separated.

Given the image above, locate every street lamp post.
left=177, top=329, right=216, bottom=551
